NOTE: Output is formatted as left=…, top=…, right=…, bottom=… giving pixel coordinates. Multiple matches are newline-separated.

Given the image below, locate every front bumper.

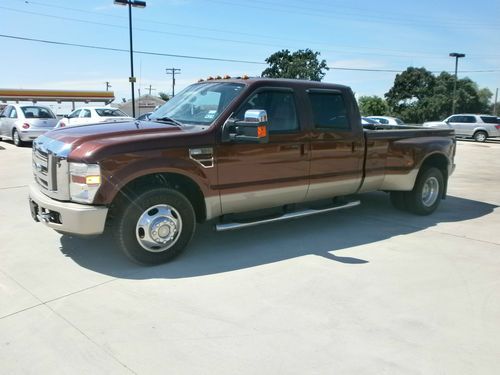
left=28, top=184, right=108, bottom=235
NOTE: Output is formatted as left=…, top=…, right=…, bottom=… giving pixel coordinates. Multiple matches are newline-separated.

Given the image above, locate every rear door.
left=305, top=88, right=365, bottom=200
left=216, top=87, right=309, bottom=214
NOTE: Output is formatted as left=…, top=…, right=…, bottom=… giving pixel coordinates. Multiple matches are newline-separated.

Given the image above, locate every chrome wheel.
left=474, top=132, right=487, bottom=142
left=13, top=130, right=20, bottom=146
left=421, top=176, right=439, bottom=207
left=135, top=204, right=182, bottom=253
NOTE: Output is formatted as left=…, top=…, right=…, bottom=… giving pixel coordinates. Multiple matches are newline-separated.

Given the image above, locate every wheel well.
left=113, top=173, right=206, bottom=223
left=420, top=153, right=449, bottom=198
left=473, top=129, right=488, bottom=136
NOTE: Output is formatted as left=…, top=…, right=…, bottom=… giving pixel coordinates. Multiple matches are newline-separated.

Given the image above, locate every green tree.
left=158, top=92, right=170, bottom=102
left=385, top=67, right=493, bottom=123
left=358, top=96, right=389, bottom=116
left=262, top=49, right=329, bottom=81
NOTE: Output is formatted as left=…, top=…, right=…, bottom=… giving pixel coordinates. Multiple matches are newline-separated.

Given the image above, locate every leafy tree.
left=262, top=49, right=329, bottom=81
left=158, top=92, right=170, bottom=102
left=358, top=96, right=389, bottom=116
left=385, top=67, right=493, bottom=123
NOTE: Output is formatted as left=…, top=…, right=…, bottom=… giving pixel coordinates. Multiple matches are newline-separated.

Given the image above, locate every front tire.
left=404, top=167, right=444, bottom=215
left=473, top=131, right=487, bottom=142
left=113, top=188, right=196, bottom=265
left=12, top=129, right=25, bottom=147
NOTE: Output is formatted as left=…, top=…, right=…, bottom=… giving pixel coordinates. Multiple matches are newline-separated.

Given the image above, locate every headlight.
left=69, top=162, right=101, bottom=203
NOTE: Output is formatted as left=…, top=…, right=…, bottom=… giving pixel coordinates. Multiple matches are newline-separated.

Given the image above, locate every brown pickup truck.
left=29, top=78, right=456, bottom=264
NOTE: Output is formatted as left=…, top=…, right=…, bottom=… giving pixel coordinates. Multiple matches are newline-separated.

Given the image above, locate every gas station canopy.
left=0, top=89, right=115, bottom=104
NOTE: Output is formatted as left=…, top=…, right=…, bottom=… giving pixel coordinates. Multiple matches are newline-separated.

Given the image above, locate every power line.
left=1, top=33, right=498, bottom=74
left=7, top=1, right=500, bottom=59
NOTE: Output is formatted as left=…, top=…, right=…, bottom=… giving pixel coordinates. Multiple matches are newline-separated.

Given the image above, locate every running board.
left=215, top=200, right=361, bottom=232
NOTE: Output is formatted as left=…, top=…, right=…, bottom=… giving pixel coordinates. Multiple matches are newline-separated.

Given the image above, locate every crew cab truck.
left=29, top=78, right=456, bottom=265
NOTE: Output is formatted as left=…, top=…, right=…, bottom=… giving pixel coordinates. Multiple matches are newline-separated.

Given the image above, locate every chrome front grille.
left=32, top=135, right=71, bottom=200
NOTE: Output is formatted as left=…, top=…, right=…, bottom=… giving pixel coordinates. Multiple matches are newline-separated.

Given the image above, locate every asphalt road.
left=0, top=139, right=499, bottom=374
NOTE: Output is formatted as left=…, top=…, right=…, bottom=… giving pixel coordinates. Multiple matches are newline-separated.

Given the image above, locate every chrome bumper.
left=28, top=184, right=108, bottom=235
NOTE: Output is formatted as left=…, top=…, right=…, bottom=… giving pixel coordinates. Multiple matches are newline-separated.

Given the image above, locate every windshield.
left=95, top=108, right=129, bottom=117
left=21, top=106, right=55, bottom=119
left=150, top=82, right=245, bottom=125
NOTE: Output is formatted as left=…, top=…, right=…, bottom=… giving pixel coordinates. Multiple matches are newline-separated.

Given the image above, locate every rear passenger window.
left=481, top=116, right=498, bottom=124
left=463, top=116, right=476, bottom=123
left=308, top=92, right=350, bottom=130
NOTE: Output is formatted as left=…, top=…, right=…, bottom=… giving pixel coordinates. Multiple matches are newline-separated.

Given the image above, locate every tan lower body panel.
left=205, top=170, right=419, bottom=219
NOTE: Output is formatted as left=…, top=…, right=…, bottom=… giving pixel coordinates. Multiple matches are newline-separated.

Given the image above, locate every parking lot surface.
left=0, top=139, right=499, bottom=374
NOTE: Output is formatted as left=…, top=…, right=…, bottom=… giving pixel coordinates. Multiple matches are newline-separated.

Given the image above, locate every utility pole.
left=494, top=88, right=498, bottom=116
left=105, top=81, right=112, bottom=91
left=147, top=84, right=156, bottom=95
left=449, top=52, right=465, bottom=115
left=166, top=68, right=181, bottom=97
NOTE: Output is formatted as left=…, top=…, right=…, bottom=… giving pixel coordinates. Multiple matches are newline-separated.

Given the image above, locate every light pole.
left=449, top=52, right=465, bottom=115
left=114, top=0, right=146, bottom=117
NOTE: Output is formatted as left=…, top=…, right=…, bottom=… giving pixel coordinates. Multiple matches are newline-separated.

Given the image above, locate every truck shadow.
left=59, top=192, right=498, bottom=280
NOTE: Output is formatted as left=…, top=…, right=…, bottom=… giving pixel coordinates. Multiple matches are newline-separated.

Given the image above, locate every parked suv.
left=423, top=114, right=500, bottom=142
left=0, top=104, right=58, bottom=146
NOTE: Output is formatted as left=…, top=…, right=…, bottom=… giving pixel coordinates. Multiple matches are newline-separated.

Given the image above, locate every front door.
left=216, top=88, right=309, bottom=215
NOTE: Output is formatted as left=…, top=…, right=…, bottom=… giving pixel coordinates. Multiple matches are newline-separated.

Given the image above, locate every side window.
left=448, top=115, right=461, bottom=123
left=308, top=92, right=350, bottom=130
left=481, top=116, right=498, bottom=124
left=81, top=109, right=91, bottom=118
left=235, top=90, right=298, bottom=133
left=463, top=116, right=476, bottom=123
left=10, top=108, right=18, bottom=119
left=2, top=106, right=12, bottom=118
left=69, top=109, right=81, bottom=119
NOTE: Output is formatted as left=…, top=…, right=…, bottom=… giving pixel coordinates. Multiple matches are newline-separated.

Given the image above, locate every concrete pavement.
left=0, top=139, right=499, bottom=374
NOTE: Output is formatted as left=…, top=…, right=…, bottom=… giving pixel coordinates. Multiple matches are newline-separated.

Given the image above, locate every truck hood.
left=42, top=120, right=211, bottom=162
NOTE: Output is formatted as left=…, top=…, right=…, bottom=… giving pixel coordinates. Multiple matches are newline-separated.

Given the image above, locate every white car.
left=423, top=114, right=500, bottom=142
left=366, top=116, right=405, bottom=125
left=56, top=107, right=133, bottom=128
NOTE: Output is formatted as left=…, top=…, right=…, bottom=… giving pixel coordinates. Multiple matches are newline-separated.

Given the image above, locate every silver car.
left=0, top=104, right=58, bottom=146
left=423, top=114, right=500, bottom=142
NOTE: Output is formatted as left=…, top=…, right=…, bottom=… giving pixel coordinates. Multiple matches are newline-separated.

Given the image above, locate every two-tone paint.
left=38, top=78, right=456, bottom=225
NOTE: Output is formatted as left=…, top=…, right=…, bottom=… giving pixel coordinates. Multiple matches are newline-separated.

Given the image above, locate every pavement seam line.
left=0, top=184, right=28, bottom=190
left=362, top=213, right=500, bottom=246
left=0, top=268, right=137, bottom=374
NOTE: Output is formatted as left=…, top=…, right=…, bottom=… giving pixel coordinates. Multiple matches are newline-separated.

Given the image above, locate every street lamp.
left=114, top=0, right=146, bottom=118
left=449, top=52, right=465, bottom=115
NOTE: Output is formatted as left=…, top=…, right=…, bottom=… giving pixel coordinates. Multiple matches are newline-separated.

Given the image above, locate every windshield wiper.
left=151, top=116, right=184, bottom=127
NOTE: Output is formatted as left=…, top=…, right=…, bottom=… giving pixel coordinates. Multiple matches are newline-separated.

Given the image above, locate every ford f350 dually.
left=29, top=78, right=456, bottom=264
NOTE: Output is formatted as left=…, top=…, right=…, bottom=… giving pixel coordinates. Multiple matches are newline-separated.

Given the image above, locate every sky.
left=0, top=0, right=499, bottom=113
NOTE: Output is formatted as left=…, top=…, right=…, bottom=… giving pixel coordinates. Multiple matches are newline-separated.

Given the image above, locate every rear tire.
left=473, top=131, right=487, bottom=142
left=12, top=129, right=25, bottom=147
left=404, top=167, right=444, bottom=215
left=113, top=187, right=196, bottom=265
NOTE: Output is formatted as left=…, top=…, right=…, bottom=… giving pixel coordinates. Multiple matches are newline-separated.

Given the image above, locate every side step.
left=215, top=200, right=361, bottom=232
